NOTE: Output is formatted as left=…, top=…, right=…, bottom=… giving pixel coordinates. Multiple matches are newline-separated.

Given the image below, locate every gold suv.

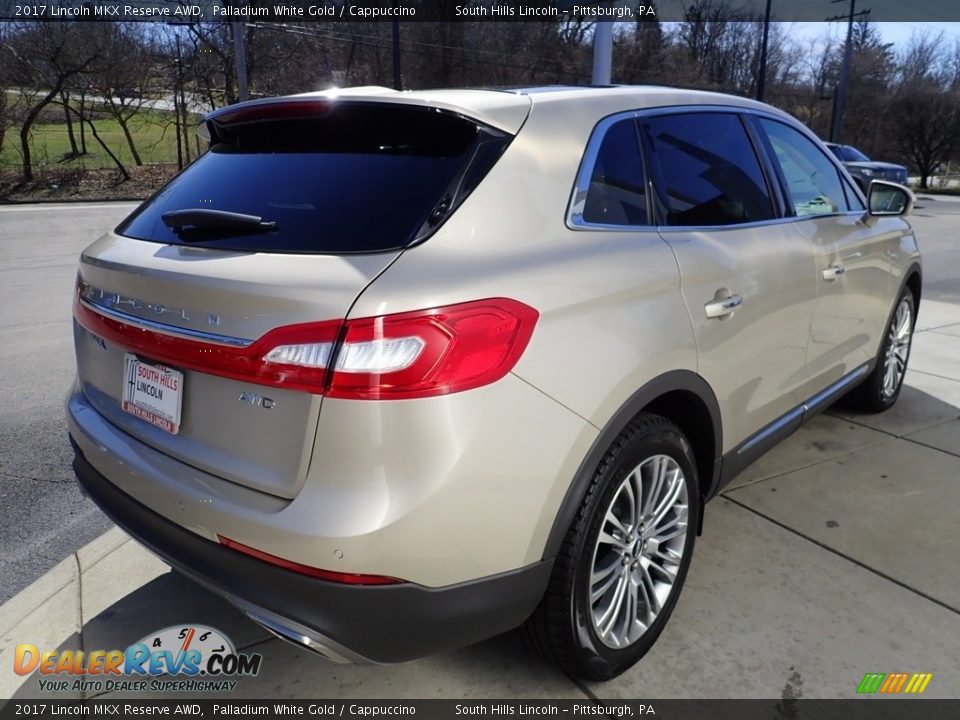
left=68, top=86, right=920, bottom=680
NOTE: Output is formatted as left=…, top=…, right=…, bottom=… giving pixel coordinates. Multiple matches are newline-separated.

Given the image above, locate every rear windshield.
left=117, top=103, right=510, bottom=254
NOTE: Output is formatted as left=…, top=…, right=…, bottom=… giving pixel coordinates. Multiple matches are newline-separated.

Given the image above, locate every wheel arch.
left=904, top=263, right=922, bottom=312
left=871, top=262, right=922, bottom=360
left=541, top=370, right=722, bottom=559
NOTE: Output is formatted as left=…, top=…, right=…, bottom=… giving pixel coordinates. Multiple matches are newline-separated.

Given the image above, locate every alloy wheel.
left=882, top=298, right=912, bottom=399
left=589, top=454, right=689, bottom=649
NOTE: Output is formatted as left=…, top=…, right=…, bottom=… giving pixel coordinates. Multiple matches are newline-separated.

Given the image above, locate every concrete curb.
left=0, top=527, right=131, bottom=636
left=0, top=528, right=131, bottom=697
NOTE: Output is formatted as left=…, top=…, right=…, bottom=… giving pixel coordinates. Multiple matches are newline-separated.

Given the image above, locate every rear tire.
left=525, top=413, right=700, bottom=681
left=847, top=289, right=915, bottom=413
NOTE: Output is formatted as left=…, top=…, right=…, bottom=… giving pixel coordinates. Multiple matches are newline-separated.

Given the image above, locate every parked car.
left=824, top=141, right=909, bottom=189
left=68, top=86, right=921, bottom=681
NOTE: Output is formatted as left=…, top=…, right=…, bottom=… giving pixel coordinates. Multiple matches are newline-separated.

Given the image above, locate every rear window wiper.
left=161, top=209, right=278, bottom=234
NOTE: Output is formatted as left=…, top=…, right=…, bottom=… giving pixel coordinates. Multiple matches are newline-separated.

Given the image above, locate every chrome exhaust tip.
left=228, top=597, right=370, bottom=665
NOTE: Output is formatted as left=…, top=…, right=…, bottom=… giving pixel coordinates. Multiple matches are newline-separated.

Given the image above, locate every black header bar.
left=1, top=699, right=959, bottom=720
left=1, top=0, right=959, bottom=23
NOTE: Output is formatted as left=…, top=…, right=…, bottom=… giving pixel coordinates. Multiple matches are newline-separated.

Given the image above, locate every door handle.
left=822, top=265, right=846, bottom=281
left=704, top=294, right=742, bottom=319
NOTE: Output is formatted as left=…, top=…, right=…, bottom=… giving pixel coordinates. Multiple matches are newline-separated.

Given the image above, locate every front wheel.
left=848, top=289, right=915, bottom=413
left=525, top=414, right=700, bottom=681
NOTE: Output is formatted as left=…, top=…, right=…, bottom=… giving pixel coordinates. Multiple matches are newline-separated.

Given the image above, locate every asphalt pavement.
left=0, top=203, right=137, bottom=603
left=908, top=194, right=960, bottom=303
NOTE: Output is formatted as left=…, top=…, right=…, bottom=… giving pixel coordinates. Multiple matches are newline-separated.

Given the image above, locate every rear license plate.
left=121, top=354, right=183, bottom=434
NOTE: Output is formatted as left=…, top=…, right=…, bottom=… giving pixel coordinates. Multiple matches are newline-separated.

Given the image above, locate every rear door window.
left=117, top=103, right=509, bottom=254
left=642, top=113, right=775, bottom=226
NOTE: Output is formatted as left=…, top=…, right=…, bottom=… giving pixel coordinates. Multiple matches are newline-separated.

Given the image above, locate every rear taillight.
left=326, top=299, right=538, bottom=400
left=217, top=536, right=403, bottom=585
left=74, top=296, right=538, bottom=399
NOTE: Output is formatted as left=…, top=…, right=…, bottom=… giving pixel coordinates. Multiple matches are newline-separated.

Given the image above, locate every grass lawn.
left=0, top=109, right=198, bottom=171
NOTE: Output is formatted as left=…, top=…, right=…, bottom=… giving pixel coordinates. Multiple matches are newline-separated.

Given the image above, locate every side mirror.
left=868, top=180, right=914, bottom=217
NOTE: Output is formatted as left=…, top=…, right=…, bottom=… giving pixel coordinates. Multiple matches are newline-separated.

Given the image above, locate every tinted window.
left=841, top=176, right=867, bottom=211
left=582, top=119, right=648, bottom=225
left=118, top=104, right=508, bottom=254
left=644, top=113, right=775, bottom=226
left=760, top=119, right=849, bottom=217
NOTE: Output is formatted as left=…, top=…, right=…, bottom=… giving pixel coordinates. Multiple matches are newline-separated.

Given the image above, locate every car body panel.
left=797, top=214, right=906, bottom=393
left=73, top=233, right=399, bottom=498
left=659, top=221, right=818, bottom=451
left=67, top=85, right=922, bottom=663
left=69, top=368, right=594, bottom=586
left=293, top=86, right=533, bottom=134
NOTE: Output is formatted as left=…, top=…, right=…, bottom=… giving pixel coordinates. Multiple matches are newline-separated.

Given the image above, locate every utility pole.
left=391, top=6, right=402, bottom=91
left=232, top=21, right=249, bottom=103
left=174, top=33, right=184, bottom=170
left=592, top=22, right=614, bottom=85
left=827, top=0, right=870, bottom=143
left=756, top=0, right=772, bottom=102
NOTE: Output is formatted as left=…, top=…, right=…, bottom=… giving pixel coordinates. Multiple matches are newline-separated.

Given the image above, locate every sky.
left=787, top=22, right=960, bottom=50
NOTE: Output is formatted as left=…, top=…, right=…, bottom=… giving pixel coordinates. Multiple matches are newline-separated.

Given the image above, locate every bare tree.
left=0, top=89, right=7, bottom=158
left=898, top=32, right=949, bottom=89
left=89, top=23, right=154, bottom=166
left=59, top=89, right=80, bottom=157
left=3, top=22, right=106, bottom=181
left=617, top=20, right=666, bottom=83
left=777, top=39, right=836, bottom=136
left=81, top=112, right=131, bottom=180
left=0, top=23, right=10, bottom=157
left=674, top=0, right=764, bottom=92
left=835, top=21, right=895, bottom=154
left=182, top=21, right=238, bottom=105
left=890, top=87, right=960, bottom=189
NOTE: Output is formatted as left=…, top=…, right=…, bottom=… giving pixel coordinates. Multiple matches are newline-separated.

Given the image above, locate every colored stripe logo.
left=857, top=672, right=933, bottom=694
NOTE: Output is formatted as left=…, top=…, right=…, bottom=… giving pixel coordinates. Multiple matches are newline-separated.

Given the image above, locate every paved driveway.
left=1, top=200, right=958, bottom=699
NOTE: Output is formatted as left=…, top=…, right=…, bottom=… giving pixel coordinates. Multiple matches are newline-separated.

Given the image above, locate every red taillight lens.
left=217, top=536, right=403, bottom=585
left=327, top=299, right=539, bottom=400
left=74, top=295, right=538, bottom=399
left=74, top=298, right=340, bottom=394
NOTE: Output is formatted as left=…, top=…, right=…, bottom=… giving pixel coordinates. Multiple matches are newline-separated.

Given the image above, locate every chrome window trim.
left=655, top=215, right=796, bottom=234
left=567, top=110, right=648, bottom=231
left=79, top=298, right=253, bottom=348
left=791, top=209, right=868, bottom=224
left=566, top=103, right=861, bottom=233
left=654, top=210, right=865, bottom=234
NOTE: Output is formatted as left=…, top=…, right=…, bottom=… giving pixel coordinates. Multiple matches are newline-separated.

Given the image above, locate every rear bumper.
left=71, top=440, right=552, bottom=664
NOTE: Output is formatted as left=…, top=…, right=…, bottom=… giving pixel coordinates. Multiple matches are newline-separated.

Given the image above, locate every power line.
left=827, top=0, right=871, bottom=143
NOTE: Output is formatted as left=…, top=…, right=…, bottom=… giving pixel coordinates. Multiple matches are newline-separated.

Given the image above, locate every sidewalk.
left=3, top=301, right=959, bottom=700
